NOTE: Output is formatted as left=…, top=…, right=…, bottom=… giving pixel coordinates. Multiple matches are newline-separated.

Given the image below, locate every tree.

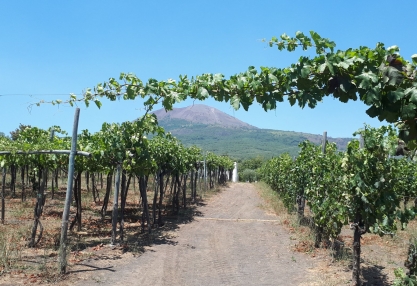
left=10, top=124, right=32, bottom=141
left=241, top=169, right=257, bottom=182
left=238, top=157, right=264, bottom=182
left=239, top=156, right=265, bottom=170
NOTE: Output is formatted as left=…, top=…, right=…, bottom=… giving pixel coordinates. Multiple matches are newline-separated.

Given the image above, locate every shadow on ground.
left=66, top=193, right=217, bottom=277
left=361, top=265, right=390, bottom=286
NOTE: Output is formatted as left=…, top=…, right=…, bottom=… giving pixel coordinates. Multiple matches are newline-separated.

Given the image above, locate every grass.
left=256, top=181, right=315, bottom=251
left=256, top=181, right=289, bottom=217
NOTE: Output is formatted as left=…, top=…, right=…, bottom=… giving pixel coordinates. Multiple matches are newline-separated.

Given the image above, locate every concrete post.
left=232, top=162, right=238, bottom=182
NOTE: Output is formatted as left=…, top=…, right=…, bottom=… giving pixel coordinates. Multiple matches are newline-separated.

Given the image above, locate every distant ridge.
left=150, top=104, right=352, bottom=160
left=152, top=104, right=257, bottom=129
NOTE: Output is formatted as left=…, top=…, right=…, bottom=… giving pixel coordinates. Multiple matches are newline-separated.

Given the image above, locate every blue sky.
left=1, top=1, right=417, bottom=138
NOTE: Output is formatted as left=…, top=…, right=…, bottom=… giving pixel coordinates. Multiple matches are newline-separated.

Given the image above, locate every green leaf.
left=295, top=31, right=304, bottom=39
left=382, top=66, right=403, bottom=86
left=364, top=87, right=380, bottom=105
left=412, top=54, right=417, bottom=64
left=382, top=215, right=389, bottom=227
left=298, top=66, right=310, bottom=78
left=262, top=101, right=272, bottom=111
left=231, top=96, right=240, bottom=110
left=213, top=73, right=224, bottom=82
left=337, top=58, right=355, bottom=70
left=296, top=78, right=311, bottom=90
left=379, top=110, right=398, bottom=123
left=366, top=105, right=381, bottom=118
left=318, top=63, right=327, bottom=73
left=280, top=33, right=290, bottom=41
left=94, top=100, right=102, bottom=109
left=387, top=45, right=399, bottom=52
left=288, top=95, right=296, bottom=106
left=336, top=91, right=350, bottom=103
left=401, top=103, right=416, bottom=119
left=126, top=86, right=136, bottom=99
left=406, top=87, right=417, bottom=104
left=197, top=87, right=209, bottom=99
left=338, top=77, right=352, bottom=93
left=356, top=72, right=378, bottom=90
left=387, top=90, right=405, bottom=103
left=309, top=31, right=322, bottom=47
left=325, top=59, right=335, bottom=75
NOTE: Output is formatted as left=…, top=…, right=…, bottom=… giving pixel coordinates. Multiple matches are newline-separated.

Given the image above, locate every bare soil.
left=63, top=183, right=322, bottom=285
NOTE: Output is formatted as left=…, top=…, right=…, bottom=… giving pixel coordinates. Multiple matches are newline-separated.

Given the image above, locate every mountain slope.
left=153, top=104, right=256, bottom=129
left=152, top=105, right=352, bottom=160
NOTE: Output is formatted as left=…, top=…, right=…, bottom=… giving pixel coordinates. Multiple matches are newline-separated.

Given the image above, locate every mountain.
left=152, top=104, right=352, bottom=160
left=152, top=104, right=257, bottom=129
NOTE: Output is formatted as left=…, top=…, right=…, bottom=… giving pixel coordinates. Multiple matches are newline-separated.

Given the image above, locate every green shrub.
left=241, top=169, right=257, bottom=182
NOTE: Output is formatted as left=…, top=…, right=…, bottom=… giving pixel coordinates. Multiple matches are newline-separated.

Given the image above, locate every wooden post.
left=352, top=133, right=365, bottom=286
left=204, top=154, right=207, bottom=192
left=59, top=108, right=80, bottom=274
left=314, top=131, right=327, bottom=248
left=28, top=129, right=55, bottom=247
left=1, top=168, right=5, bottom=224
left=322, top=131, right=327, bottom=154
left=111, top=164, right=121, bottom=245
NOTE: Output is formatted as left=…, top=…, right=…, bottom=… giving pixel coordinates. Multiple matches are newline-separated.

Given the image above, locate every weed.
left=0, top=223, right=29, bottom=272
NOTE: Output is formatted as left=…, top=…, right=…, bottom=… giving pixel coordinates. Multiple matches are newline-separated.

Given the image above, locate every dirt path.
left=68, top=183, right=321, bottom=285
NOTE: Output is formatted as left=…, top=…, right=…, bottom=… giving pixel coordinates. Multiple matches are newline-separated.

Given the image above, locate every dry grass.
left=256, top=182, right=316, bottom=253
left=255, top=181, right=417, bottom=285
left=0, top=174, right=216, bottom=284
left=0, top=224, right=28, bottom=272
